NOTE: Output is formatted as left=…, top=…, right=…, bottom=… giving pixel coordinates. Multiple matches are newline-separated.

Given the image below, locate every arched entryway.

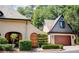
left=30, top=33, right=38, bottom=48
left=5, top=32, right=22, bottom=47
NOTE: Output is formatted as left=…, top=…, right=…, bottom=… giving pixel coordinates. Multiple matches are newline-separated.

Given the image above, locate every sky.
left=10, top=5, right=28, bottom=10
left=10, top=5, right=23, bottom=10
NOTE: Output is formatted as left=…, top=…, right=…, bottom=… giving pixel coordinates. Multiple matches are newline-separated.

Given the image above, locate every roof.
left=44, top=16, right=61, bottom=32
left=49, top=15, right=61, bottom=31
left=0, top=5, right=31, bottom=20
left=44, top=19, right=55, bottom=31
left=44, top=15, right=74, bottom=33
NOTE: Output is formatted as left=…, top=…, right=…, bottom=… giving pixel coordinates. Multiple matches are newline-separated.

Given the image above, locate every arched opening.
left=5, top=32, right=22, bottom=47
left=30, top=33, right=38, bottom=48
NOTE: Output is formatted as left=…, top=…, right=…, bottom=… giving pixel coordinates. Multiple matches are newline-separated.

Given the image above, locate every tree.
left=17, top=5, right=34, bottom=18
left=32, top=5, right=65, bottom=30
left=32, top=6, right=45, bottom=29
left=17, top=5, right=79, bottom=36
left=63, top=6, right=79, bottom=35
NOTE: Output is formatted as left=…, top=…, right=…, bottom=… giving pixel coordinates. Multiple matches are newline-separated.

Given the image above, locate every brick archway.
left=5, top=32, right=22, bottom=47
left=30, top=33, right=38, bottom=48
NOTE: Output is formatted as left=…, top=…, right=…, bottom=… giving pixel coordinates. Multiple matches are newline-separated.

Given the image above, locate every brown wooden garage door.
left=55, top=35, right=71, bottom=45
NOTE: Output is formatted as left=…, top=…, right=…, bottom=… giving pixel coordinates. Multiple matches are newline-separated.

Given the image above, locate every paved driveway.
left=62, top=50, right=79, bottom=53
left=31, top=45, right=79, bottom=53
left=60, top=45, right=79, bottom=53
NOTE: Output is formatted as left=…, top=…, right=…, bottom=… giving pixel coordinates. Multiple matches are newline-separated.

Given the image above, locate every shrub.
left=3, top=44, right=15, bottom=51
left=38, top=34, right=48, bottom=47
left=59, top=45, right=63, bottom=49
left=75, top=37, right=79, bottom=44
left=0, top=44, right=15, bottom=51
left=41, top=44, right=63, bottom=49
left=0, top=37, right=8, bottom=44
left=19, top=40, right=32, bottom=51
left=0, top=45, right=4, bottom=51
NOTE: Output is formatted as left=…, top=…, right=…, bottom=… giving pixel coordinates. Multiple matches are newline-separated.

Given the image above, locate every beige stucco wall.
left=48, top=33, right=75, bottom=45
left=0, top=19, right=27, bottom=40
left=43, top=25, right=49, bottom=32
left=0, top=19, right=44, bottom=41
left=26, top=22, right=44, bottom=40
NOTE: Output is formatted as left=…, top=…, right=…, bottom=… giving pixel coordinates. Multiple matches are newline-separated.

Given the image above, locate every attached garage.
left=55, top=35, right=71, bottom=45
left=48, top=33, right=75, bottom=46
left=43, top=15, right=75, bottom=46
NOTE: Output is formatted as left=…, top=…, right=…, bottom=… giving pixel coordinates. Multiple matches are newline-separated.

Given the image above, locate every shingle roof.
left=44, top=19, right=55, bottom=31
left=49, top=15, right=61, bottom=31
left=0, top=5, right=31, bottom=20
left=44, top=15, right=73, bottom=33
left=48, top=15, right=73, bottom=33
left=44, top=15, right=61, bottom=32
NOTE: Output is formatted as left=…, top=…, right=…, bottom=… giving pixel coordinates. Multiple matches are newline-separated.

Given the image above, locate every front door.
left=30, top=33, right=38, bottom=48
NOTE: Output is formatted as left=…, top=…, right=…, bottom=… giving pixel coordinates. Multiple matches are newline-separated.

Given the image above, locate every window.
left=0, top=11, right=4, bottom=16
left=72, top=35, right=75, bottom=39
left=59, top=21, right=65, bottom=28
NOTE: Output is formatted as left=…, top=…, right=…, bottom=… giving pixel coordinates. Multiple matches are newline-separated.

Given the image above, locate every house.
left=0, top=6, right=43, bottom=47
left=0, top=5, right=75, bottom=47
left=43, top=15, right=75, bottom=45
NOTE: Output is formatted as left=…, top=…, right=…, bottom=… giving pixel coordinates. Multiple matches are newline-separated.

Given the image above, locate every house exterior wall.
left=43, top=23, right=49, bottom=32
left=0, top=19, right=27, bottom=40
left=26, top=22, right=44, bottom=40
left=48, top=33, right=75, bottom=45
left=0, top=19, right=44, bottom=41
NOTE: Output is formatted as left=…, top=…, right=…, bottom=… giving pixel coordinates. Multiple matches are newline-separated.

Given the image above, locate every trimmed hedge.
left=41, top=44, right=63, bottom=49
left=0, top=37, right=8, bottom=44
left=38, top=34, right=48, bottom=47
left=19, top=40, right=32, bottom=51
left=0, top=44, right=15, bottom=51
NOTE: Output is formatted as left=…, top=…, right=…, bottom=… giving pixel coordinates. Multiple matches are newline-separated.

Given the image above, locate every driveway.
left=31, top=45, right=79, bottom=53
left=60, top=45, right=79, bottom=53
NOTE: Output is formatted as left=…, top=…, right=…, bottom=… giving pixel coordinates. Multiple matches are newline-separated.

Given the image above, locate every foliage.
left=17, top=5, right=79, bottom=34
left=0, top=37, right=8, bottom=44
left=3, top=44, right=15, bottom=51
left=38, top=34, right=48, bottom=47
left=0, top=44, right=15, bottom=51
left=10, top=33, right=18, bottom=39
left=32, top=6, right=45, bottom=29
left=0, top=45, right=4, bottom=51
left=17, top=6, right=34, bottom=18
left=41, top=44, right=63, bottom=49
left=75, top=36, right=79, bottom=44
left=19, top=40, right=32, bottom=51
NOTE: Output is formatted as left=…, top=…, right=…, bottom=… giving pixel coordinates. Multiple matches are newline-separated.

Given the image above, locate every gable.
left=43, top=20, right=55, bottom=32
left=49, top=15, right=73, bottom=33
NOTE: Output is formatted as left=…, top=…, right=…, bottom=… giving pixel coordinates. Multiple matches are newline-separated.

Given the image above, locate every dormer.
left=0, top=11, right=4, bottom=16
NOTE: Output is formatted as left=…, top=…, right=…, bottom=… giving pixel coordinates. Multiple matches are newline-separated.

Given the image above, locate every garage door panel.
left=55, top=35, right=71, bottom=45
